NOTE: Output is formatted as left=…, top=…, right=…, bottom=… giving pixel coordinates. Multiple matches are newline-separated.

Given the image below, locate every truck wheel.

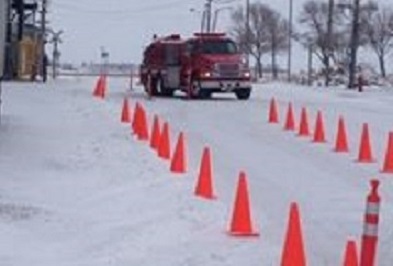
left=235, top=89, right=251, bottom=100
left=146, top=75, right=158, bottom=96
left=198, top=90, right=212, bottom=99
left=157, top=77, right=174, bottom=97
left=189, top=77, right=207, bottom=99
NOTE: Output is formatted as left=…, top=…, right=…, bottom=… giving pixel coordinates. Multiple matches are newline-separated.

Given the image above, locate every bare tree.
left=297, top=0, right=345, bottom=85
left=230, top=3, right=288, bottom=79
left=362, top=6, right=393, bottom=78
left=266, top=10, right=289, bottom=79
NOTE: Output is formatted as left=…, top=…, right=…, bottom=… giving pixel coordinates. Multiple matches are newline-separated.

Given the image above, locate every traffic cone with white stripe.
left=360, top=179, right=381, bottom=266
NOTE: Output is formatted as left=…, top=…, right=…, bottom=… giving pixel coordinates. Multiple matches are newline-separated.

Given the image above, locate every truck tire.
left=198, top=90, right=212, bottom=99
left=190, top=77, right=211, bottom=99
left=235, top=89, right=251, bottom=100
left=157, top=76, right=174, bottom=97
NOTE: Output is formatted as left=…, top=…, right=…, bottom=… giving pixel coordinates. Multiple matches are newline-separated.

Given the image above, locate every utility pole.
left=348, top=0, right=361, bottom=89
left=39, top=0, right=48, bottom=82
left=287, top=0, right=293, bottom=82
left=50, top=30, right=63, bottom=79
left=205, top=0, right=213, bottom=33
left=0, top=0, right=9, bottom=79
left=307, top=42, right=313, bottom=86
left=245, top=0, right=250, bottom=67
left=326, top=0, right=334, bottom=86
left=4, top=0, right=12, bottom=79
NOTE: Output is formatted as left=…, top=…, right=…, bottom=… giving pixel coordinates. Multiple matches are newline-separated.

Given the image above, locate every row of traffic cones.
left=105, top=92, right=378, bottom=264
left=120, top=96, right=312, bottom=264
left=123, top=98, right=185, bottom=171
left=268, top=98, right=393, bottom=173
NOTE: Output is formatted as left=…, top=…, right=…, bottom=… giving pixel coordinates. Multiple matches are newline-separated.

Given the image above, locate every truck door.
left=164, top=43, right=181, bottom=89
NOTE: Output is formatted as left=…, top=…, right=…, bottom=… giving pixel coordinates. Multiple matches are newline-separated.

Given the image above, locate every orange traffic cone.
left=131, top=103, right=141, bottom=136
left=137, top=105, right=149, bottom=141
left=121, top=98, right=131, bottom=123
left=194, top=147, right=216, bottom=199
left=357, top=123, right=374, bottom=163
left=94, top=75, right=107, bottom=99
left=298, top=107, right=310, bottom=137
left=281, top=202, right=306, bottom=266
left=228, top=171, right=258, bottom=236
left=150, top=115, right=161, bottom=150
left=334, top=116, right=349, bottom=152
left=382, top=132, right=393, bottom=173
left=158, top=122, right=171, bottom=160
left=284, top=102, right=295, bottom=131
left=92, top=75, right=104, bottom=98
left=170, top=132, right=187, bottom=174
left=343, top=240, right=359, bottom=266
left=268, top=98, right=279, bottom=123
left=313, top=111, right=326, bottom=143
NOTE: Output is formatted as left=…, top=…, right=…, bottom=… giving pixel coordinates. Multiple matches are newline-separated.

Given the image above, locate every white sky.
left=49, top=0, right=392, bottom=72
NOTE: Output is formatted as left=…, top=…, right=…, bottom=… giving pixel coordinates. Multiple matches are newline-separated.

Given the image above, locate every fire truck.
left=140, top=33, right=252, bottom=100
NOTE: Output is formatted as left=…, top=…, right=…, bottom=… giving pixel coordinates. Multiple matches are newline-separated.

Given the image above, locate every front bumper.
left=196, top=80, right=251, bottom=92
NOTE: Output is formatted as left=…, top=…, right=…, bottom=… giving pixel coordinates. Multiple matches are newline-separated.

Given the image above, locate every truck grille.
left=216, top=63, right=240, bottom=78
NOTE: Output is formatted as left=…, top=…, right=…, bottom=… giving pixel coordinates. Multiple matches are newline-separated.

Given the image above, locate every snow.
left=0, top=77, right=392, bottom=265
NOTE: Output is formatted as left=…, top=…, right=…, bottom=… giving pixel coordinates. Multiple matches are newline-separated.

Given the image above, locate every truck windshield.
left=189, top=40, right=238, bottom=55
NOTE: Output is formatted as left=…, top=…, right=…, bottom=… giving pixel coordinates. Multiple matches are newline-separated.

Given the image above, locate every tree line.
left=230, top=0, right=393, bottom=87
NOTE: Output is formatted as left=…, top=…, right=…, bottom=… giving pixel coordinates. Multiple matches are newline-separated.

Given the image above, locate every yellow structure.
left=18, top=36, right=41, bottom=79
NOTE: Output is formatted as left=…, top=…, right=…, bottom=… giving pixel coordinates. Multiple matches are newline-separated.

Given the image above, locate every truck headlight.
left=243, top=71, right=251, bottom=78
left=202, top=72, right=212, bottom=78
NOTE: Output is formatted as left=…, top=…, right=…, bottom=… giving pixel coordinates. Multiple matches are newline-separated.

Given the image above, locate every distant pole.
left=4, top=0, right=12, bottom=79
left=38, top=0, right=48, bottom=82
left=326, top=0, right=334, bottom=86
left=201, top=10, right=206, bottom=33
left=307, top=42, right=313, bottom=86
left=205, top=0, right=213, bottom=33
left=50, top=30, right=63, bottom=79
left=287, top=0, right=293, bottom=82
left=245, top=0, right=250, bottom=67
left=348, top=0, right=361, bottom=89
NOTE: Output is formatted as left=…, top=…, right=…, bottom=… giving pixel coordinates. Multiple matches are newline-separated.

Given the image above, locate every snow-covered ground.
left=0, top=77, right=392, bottom=265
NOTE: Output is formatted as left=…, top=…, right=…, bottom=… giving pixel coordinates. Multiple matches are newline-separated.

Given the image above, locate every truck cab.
left=181, top=33, right=252, bottom=99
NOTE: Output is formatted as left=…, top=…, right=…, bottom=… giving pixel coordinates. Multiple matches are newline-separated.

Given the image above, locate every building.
left=2, top=0, right=42, bottom=80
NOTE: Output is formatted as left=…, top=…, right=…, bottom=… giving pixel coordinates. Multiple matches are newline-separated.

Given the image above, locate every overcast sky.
left=49, top=0, right=391, bottom=72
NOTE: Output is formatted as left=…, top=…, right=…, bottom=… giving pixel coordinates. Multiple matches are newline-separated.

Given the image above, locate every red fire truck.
left=140, top=33, right=252, bottom=100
